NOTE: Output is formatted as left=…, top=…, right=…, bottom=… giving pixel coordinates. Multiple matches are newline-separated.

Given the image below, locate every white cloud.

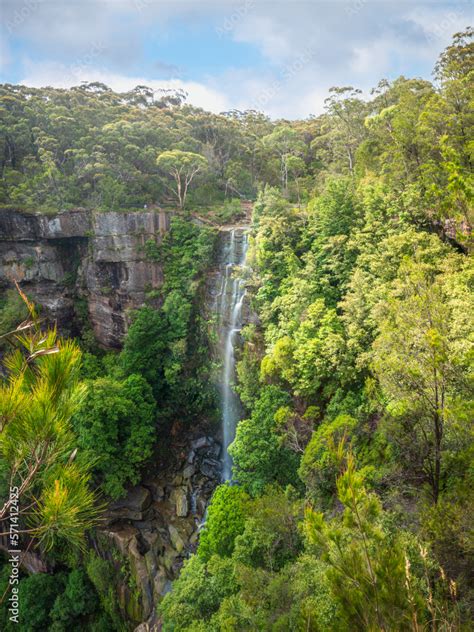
left=404, top=5, right=471, bottom=53
left=4, top=1, right=470, bottom=119
left=349, top=40, right=391, bottom=76
left=233, top=14, right=293, bottom=62
left=19, top=61, right=231, bottom=113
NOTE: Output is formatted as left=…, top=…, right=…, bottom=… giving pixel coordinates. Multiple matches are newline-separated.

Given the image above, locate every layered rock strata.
left=0, top=207, right=170, bottom=347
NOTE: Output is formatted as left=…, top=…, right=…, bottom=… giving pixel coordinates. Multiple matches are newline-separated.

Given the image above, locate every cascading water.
left=215, top=227, right=249, bottom=481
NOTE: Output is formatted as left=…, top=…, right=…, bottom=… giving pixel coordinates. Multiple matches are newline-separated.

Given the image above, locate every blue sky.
left=0, top=0, right=472, bottom=118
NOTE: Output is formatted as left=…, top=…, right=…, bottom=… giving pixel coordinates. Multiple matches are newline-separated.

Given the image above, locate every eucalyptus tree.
left=156, top=149, right=208, bottom=208
left=262, top=126, right=306, bottom=192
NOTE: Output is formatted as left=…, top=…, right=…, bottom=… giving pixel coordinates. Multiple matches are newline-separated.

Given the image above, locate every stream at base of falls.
left=215, top=227, right=249, bottom=481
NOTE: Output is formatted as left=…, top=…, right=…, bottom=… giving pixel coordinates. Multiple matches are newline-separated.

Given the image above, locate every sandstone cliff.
left=0, top=207, right=171, bottom=347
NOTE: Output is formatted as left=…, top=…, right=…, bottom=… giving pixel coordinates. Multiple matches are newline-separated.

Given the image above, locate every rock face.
left=95, top=432, right=222, bottom=629
left=81, top=210, right=170, bottom=347
left=0, top=207, right=170, bottom=347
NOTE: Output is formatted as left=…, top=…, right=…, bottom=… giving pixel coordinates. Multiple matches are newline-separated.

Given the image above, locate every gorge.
left=0, top=28, right=472, bottom=630
left=0, top=205, right=252, bottom=629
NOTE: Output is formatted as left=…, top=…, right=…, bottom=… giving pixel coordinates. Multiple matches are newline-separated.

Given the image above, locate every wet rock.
left=168, top=525, right=185, bottom=553
left=171, top=487, right=188, bottom=517
left=208, top=442, right=221, bottom=459
left=146, top=481, right=165, bottom=502
left=102, top=525, right=139, bottom=557
left=163, top=547, right=179, bottom=571
left=108, top=486, right=152, bottom=521
left=197, top=497, right=208, bottom=516
left=181, top=463, right=195, bottom=479
left=199, top=458, right=221, bottom=479
left=187, top=449, right=195, bottom=463
left=191, top=436, right=211, bottom=451
left=135, top=620, right=161, bottom=632
left=153, top=568, right=170, bottom=598
left=172, top=473, right=183, bottom=486
left=179, top=519, right=194, bottom=538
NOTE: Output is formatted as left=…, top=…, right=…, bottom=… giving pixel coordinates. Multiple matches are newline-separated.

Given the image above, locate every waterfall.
left=215, top=227, right=249, bottom=481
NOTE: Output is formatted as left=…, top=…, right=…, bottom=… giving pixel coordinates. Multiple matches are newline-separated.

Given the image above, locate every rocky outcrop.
left=81, top=210, right=169, bottom=346
left=95, top=432, right=222, bottom=628
left=0, top=207, right=170, bottom=347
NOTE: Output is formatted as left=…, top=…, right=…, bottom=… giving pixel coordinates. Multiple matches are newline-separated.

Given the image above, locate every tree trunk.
left=432, top=410, right=442, bottom=504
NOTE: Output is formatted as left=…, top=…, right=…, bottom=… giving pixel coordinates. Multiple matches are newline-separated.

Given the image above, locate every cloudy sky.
left=0, top=0, right=471, bottom=118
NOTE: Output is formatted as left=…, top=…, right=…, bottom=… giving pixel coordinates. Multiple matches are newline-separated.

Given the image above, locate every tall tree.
left=372, top=258, right=473, bottom=503
left=156, top=149, right=207, bottom=208
left=262, top=127, right=305, bottom=192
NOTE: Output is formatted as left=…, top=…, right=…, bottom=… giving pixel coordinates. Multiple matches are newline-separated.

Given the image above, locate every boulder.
left=163, top=547, right=179, bottom=571
left=181, top=463, right=195, bottom=479
left=208, top=442, right=221, bottom=459
left=153, top=568, right=170, bottom=598
left=168, top=525, right=185, bottom=553
left=144, top=550, right=158, bottom=577
left=128, top=538, right=154, bottom=621
left=142, top=531, right=165, bottom=558
left=174, top=488, right=188, bottom=517
left=146, top=481, right=165, bottom=502
left=200, top=458, right=221, bottom=479
left=108, top=486, right=152, bottom=521
left=102, top=525, right=139, bottom=557
left=191, top=436, right=211, bottom=451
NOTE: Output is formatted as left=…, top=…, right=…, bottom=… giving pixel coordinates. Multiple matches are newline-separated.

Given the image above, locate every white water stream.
left=215, top=227, right=249, bottom=481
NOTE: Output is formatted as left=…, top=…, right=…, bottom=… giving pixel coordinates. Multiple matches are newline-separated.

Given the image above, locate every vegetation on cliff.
left=160, top=30, right=474, bottom=631
left=0, top=27, right=472, bottom=632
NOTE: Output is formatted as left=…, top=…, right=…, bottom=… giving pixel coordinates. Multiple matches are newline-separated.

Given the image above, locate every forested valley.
left=0, top=28, right=472, bottom=632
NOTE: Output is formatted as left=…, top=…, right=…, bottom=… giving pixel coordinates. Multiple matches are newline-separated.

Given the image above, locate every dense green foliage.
left=0, top=301, right=99, bottom=554
left=0, top=83, right=272, bottom=210
left=121, top=216, right=217, bottom=409
left=73, top=374, right=156, bottom=499
left=0, top=563, right=113, bottom=631
left=1, top=27, right=472, bottom=238
left=0, top=28, right=472, bottom=632
left=198, top=484, right=250, bottom=560
left=73, top=215, right=217, bottom=498
left=161, top=31, right=474, bottom=631
left=0, top=289, right=28, bottom=348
